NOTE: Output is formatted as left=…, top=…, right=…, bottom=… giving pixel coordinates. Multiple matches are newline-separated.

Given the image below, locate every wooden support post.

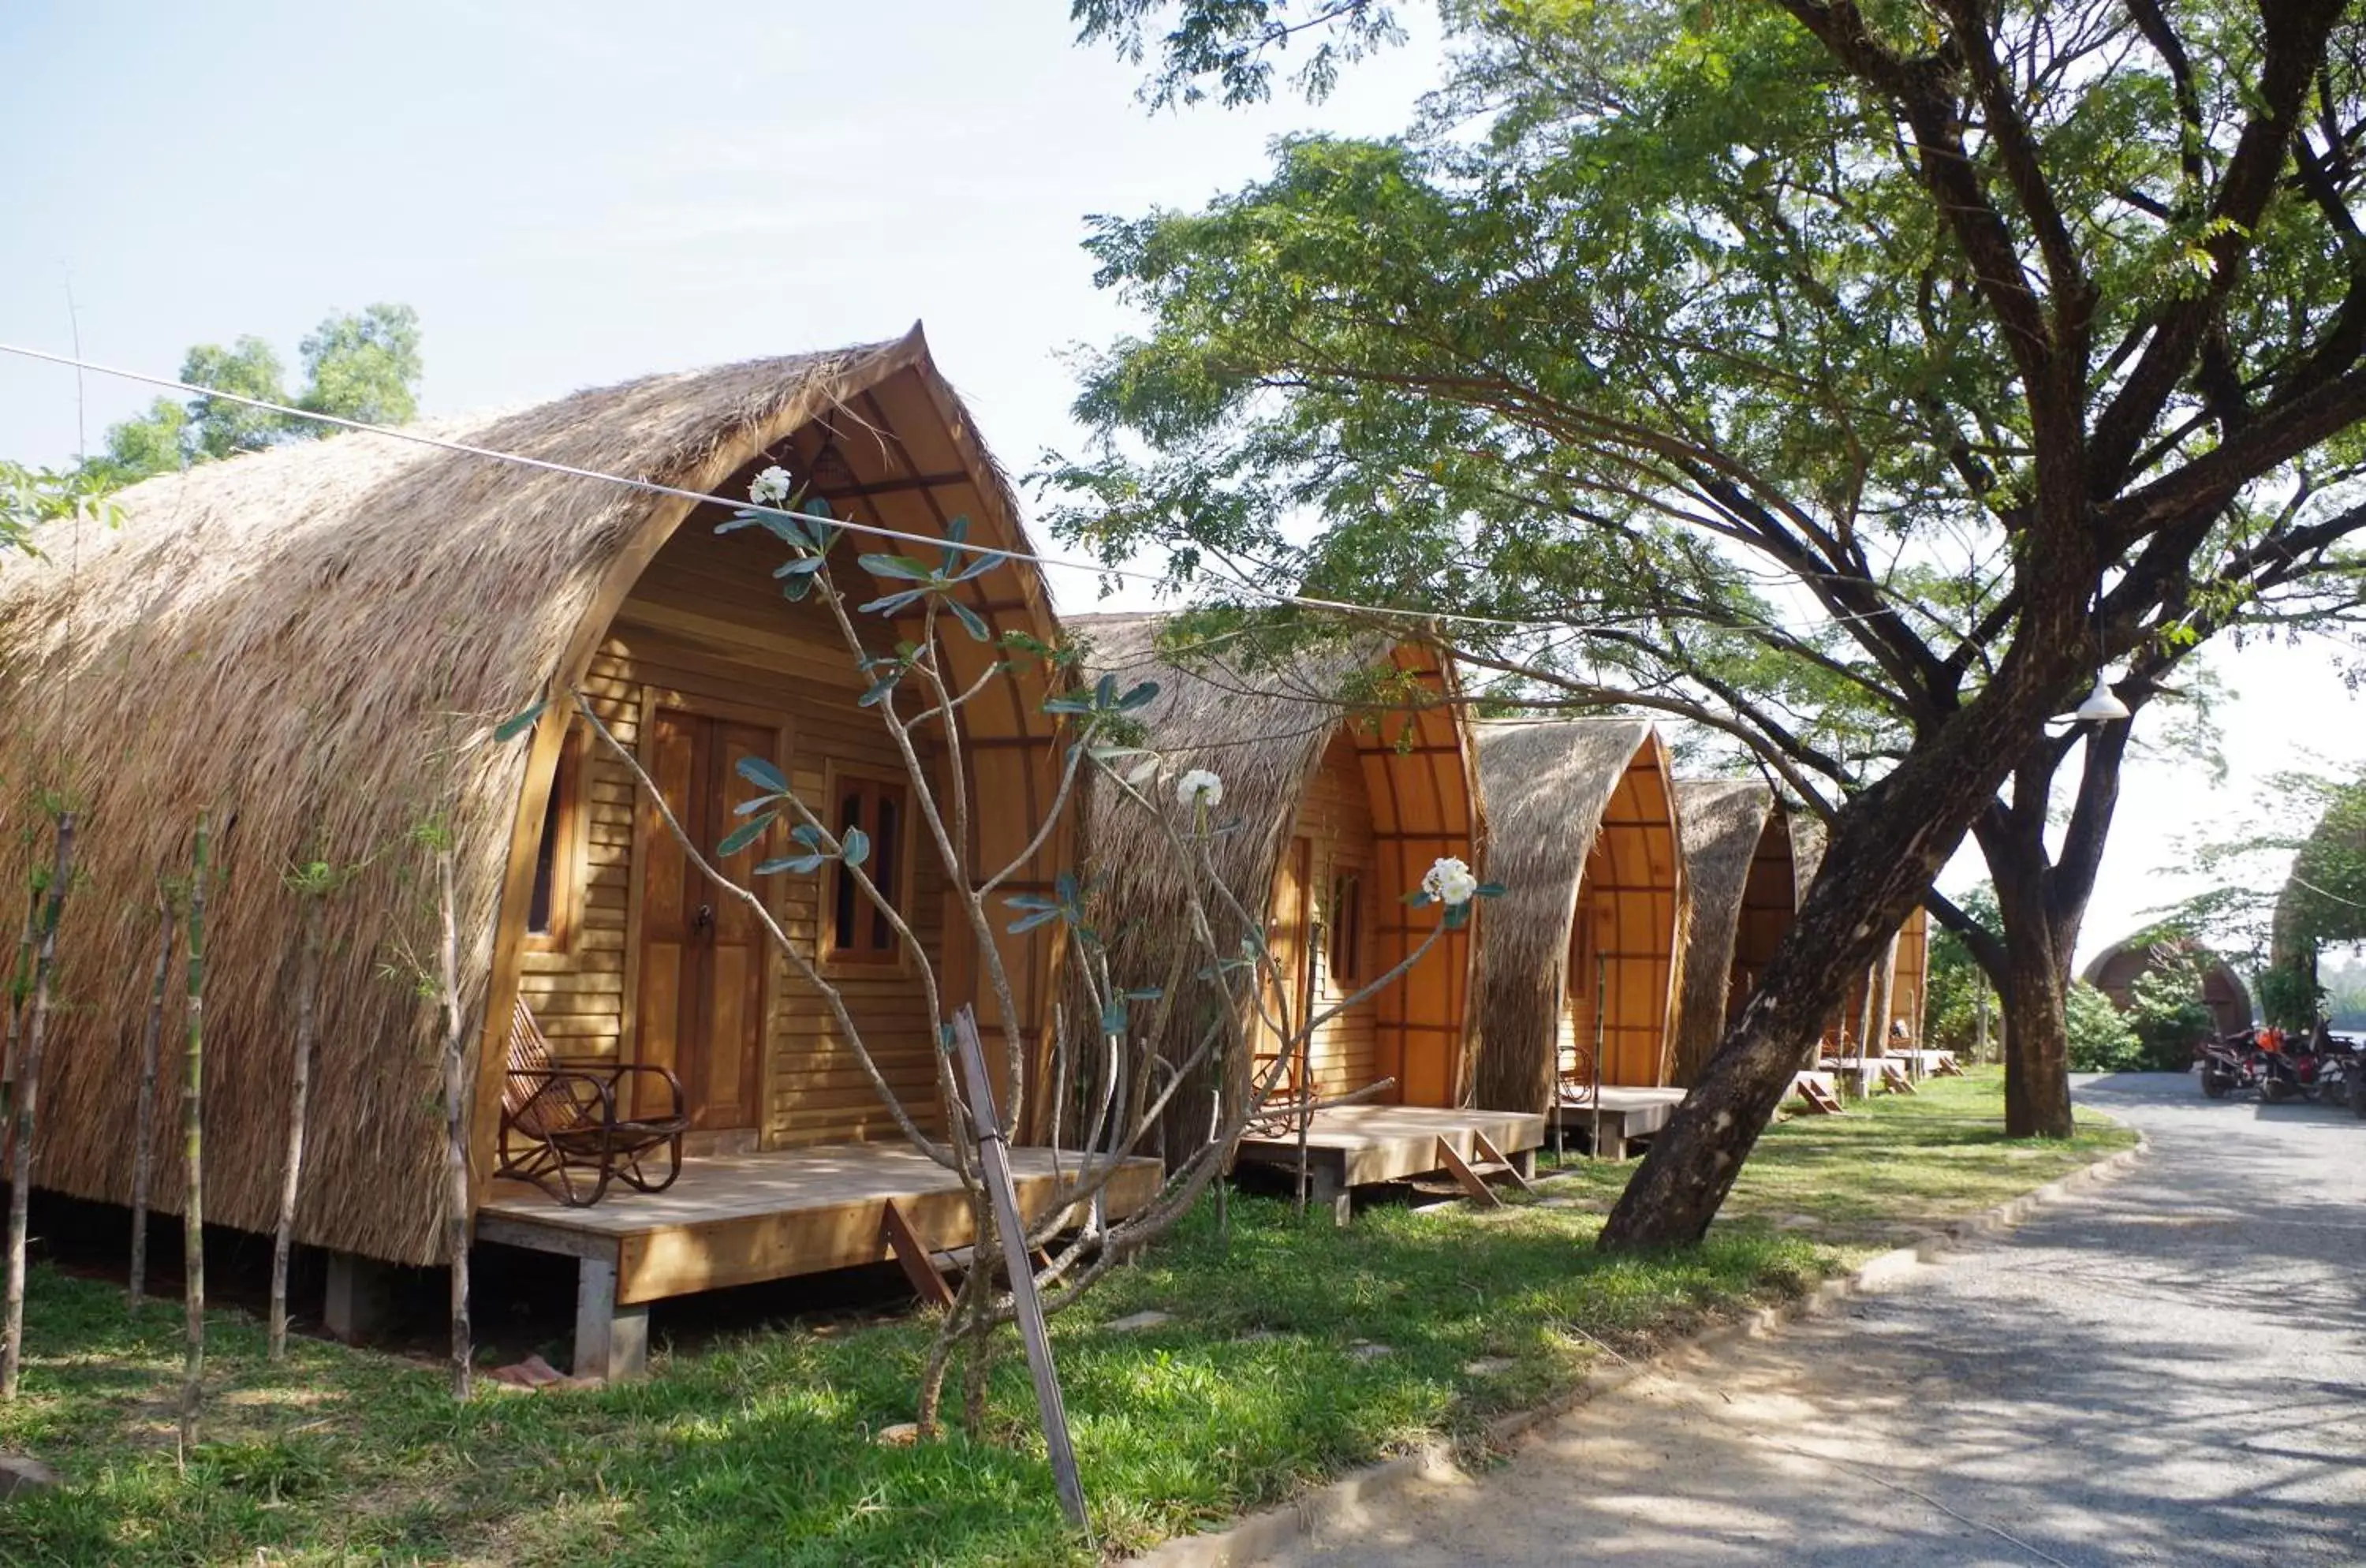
left=1307, top=1163, right=1353, bottom=1227
left=1472, top=1131, right=1536, bottom=1196
left=1435, top=1137, right=1506, bottom=1207
left=323, top=1252, right=394, bottom=1344
left=573, top=1255, right=648, bottom=1383
left=951, top=1006, right=1088, bottom=1533
left=879, top=1199, right=956, bottom=1310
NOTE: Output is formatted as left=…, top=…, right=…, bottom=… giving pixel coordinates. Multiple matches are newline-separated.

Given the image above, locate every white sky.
left=4, top=1, right=2359, bottom=969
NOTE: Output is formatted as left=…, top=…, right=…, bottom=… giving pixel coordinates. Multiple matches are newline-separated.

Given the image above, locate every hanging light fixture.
left=2073, top=671, right=2130, bottom=722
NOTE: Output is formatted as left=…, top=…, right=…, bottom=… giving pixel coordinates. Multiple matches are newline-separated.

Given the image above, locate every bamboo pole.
left=0, top=885, right=41, bottom=1168
left=269, top=891, right=326, bottom=1361
left=2, top=814, right=75, bottom=1402
left=437, top=845, right=472, bottom=1401
left=127, top=887, right=174, bottom=1309
left=180, top=812, right=208, bottom=1455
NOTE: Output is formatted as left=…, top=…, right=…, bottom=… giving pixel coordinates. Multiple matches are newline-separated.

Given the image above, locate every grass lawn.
left=0, top=1069, right=2131, bottom=1566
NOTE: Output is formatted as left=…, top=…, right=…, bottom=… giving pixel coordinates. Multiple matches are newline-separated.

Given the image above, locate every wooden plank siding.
left=517, top=516, right=958, bottom=1148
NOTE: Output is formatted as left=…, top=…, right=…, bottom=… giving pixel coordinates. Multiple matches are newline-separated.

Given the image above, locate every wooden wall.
left=522, top=517, right=956, bottom=1147
left=1289, top=730, right=1383, bottom=1096
left=1560, top=741, right=1682, bottom=1088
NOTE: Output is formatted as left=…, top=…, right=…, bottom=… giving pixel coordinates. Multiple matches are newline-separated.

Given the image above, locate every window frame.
left=524, top=724, right=588, bottom=950
left=824, top=767, right=912, bottom=967
left=1327, top=869, right=1364, bottom=987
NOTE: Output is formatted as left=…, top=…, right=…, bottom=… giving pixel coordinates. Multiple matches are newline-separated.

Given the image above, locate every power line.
left=0, top=339, right=1563, bottom=631
left=0, top=338, right=1978, bottom=651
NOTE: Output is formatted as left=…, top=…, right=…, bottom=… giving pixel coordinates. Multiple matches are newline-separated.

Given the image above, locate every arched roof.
left=0, top=327, right=1062, bottom=1264
left=1471, top=719, right=1683, bottom=1107
left=1668, top=778, right=1778, bottom=1085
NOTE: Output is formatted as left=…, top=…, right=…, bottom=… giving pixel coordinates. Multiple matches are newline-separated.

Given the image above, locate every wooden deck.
left=477, top=1142, right=1162, bottom=1379
left=1546, top=1085, right=1689, bottom=1158
left=1233, top=1104, right=1546, bottom=1219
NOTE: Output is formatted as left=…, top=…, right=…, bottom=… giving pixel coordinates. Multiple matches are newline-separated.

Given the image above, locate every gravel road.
left=1250, top=1073, right=2365, bottom=1567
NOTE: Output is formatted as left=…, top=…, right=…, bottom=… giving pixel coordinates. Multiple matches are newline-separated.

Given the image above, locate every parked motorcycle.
left=2196, top=1032, right=2262, bottom=1099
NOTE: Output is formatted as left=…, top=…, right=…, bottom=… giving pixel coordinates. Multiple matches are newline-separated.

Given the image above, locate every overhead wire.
left=0, top=338, right=2000, bottom=655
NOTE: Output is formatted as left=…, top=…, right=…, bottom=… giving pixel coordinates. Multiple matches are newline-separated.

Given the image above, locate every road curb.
left=1129, top=1126, right=2151, bottom=1566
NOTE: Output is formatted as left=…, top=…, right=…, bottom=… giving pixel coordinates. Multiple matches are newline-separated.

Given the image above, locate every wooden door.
left=636, top=707, right=772, bottom=1131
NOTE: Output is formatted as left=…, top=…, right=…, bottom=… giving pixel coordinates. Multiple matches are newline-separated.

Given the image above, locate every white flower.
left=748, top=465, right=794, bottom=506
left=1177, top=768, right=1224, bottom=810
left=1423, top=856, right=1479, bottom=906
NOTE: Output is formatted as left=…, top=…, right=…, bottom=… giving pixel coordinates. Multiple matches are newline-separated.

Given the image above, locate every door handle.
left=692, top=902, right=715, bottom=935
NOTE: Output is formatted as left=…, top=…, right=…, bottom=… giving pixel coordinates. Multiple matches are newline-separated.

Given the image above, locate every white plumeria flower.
left=748, top=465, right=794, bottom=506
left=1423, top=855, right=1480, bottom=906
left=1176, top=768, right=1224, bottom=810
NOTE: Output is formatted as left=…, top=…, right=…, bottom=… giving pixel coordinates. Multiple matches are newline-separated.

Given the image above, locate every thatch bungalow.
left=1471, top=719, right=1685, bottom=1155
left=1667, top=779, right=1808, bottom=1085
left=0, top=328, right=1155, bottom=1374
left=2082, top=931, right=2252, bottom=1036
left=1073, top=616, right=1536, bottom=1219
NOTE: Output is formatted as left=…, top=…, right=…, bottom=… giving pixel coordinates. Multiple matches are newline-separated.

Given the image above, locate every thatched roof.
left=1668, top=779, right=1776, bottom=1085
left=1469, top=719, right=1672, bottom=1109
left=0, top=327, right=1044, bottom=1264
left=2081, top=933, right=2253, bottom=1036
left=1071, top=614, right=1480, bottom=1124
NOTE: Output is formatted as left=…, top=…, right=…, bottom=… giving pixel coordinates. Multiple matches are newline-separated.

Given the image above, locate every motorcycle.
left=2196, top=1031, right=2263, bottom=1099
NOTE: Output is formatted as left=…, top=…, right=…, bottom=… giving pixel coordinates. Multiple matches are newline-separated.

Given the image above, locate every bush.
left=2126, top=963, right=2214, bottom=1071
left=2064, top=981, right=2146, bottom=1072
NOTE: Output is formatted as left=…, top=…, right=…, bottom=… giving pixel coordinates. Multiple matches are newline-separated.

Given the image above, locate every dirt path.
left=1250, top=1073, right=2366, bottom=1566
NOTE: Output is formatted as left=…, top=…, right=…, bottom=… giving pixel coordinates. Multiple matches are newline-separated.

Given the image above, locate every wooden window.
left=831, top=776, right=907, bottom=961
left=1328, top=872, right=1363, bottom=986
left=526, top=729, right=584, bottom=946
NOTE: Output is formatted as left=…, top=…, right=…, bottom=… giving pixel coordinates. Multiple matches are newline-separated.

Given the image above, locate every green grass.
left=0, top=1070, right=2129, bottom=1566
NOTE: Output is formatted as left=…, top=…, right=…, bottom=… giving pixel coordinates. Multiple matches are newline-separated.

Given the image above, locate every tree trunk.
left=1600, top=639, right=2087, bottom=1249
left=128, top=890, right=175, bottom=1309
left=437, top=848, right=472, bottom=1401
left=1985, top=829, right=2078, bottom=1138
left=1, top=816, right=74, bottom=1401
left=181, top=814, right=209, bottom=1454
left=270, top=895, right=325, bottom=1360
left=1871, top=934, right=1899, bottom=1052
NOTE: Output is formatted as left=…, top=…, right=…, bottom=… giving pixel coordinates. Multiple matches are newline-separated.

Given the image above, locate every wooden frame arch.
left=1568, top=730, right=1684, bottom=1088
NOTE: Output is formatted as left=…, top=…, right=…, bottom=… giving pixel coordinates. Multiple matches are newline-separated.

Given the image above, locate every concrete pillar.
left=573, top=1256, right=649, bottom=1382
left=1308, top=1165, right=1353, bottom=1228
left=323, top=1252, right=394, bottom=1344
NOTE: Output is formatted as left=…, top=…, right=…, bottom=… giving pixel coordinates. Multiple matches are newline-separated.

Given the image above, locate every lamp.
left=2073, top=671, right=2130, bottom=722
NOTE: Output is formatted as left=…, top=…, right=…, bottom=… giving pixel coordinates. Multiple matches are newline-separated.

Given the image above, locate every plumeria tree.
left=515, top=466, right=1495, bottom=1437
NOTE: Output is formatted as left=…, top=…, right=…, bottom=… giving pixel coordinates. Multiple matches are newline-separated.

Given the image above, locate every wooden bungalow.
left=1073, top=616, right=1534, bottom=1220
left=1668, top=779, right=1802, bottom=1086
left=0, top=328, right=1157, bottom=1376
left=2082, top=931, right=2252, bottom=1036
left=1471, top=719, right=1685, bottom=1156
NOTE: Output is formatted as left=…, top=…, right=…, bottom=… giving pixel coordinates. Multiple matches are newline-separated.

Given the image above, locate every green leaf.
left=735, top=756, right=789, bottom=794
left=716, top=814, right=774, bottom=857
left=757, top=853, right=827, bottom=875
left=1099, top=997, right=1130, bottom=1036
left=1118, top=680, right=1160, bottom=711
left=493, top=702, right=547, bottom=743
left=946, top=598, right=991, bottom=642
left=842, top=827, right=870, bottom=867
left=1007, top=907, right=1062, bottom=935
left=859, top=552, right=934, bottom=581
left=1476, top=881, right=1506, bottom=898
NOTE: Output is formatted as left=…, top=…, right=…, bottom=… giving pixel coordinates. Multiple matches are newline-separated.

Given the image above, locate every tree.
left=1062, top=0, right=2366, bottom=1245
left=84, top=304, right=423, bottom=484
left=1924, top=883, right=1999, bottom=1057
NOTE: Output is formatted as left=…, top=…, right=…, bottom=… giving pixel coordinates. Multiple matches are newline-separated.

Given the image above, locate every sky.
left=3, top=2, right=2361, bottom=971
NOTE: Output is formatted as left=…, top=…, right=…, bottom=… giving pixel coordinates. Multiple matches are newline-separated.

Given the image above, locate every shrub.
left=2064, top=981, right=2145, bottom=1072
left=2126, top=963, right=2215, bottom=1070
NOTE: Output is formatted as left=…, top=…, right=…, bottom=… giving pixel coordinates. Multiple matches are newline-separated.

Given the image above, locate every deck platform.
left=1233, top=1104, right=1547, bottom=1223
left=478, top=1142, right=1162, bottom=1379
left=1545, top=1085, right=1690, bottom=1159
